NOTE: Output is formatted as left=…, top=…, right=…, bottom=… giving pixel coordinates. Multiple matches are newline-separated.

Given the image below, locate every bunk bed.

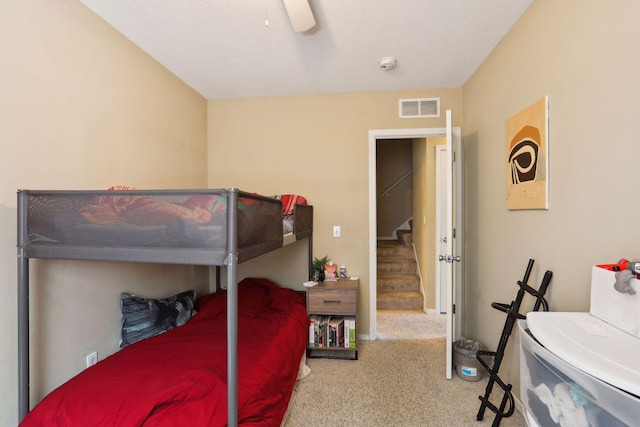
left=17, top=188, right=314, bottom=426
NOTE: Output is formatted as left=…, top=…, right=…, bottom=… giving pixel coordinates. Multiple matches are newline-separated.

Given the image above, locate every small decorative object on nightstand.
left=311, top=255, right=330, bottom=283
left=306, top=278, right=358, bottom=360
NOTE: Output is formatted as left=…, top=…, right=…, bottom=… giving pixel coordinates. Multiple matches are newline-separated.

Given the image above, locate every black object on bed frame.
left=17, top=188, right=313, bottom=426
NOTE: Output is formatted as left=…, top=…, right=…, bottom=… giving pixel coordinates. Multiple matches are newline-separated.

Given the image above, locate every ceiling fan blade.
left=282, top=0, right=316, bottom=32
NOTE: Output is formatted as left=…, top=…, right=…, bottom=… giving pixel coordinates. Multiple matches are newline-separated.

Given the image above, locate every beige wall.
left=377, top=139, right=413, bottom=238
left=208, top=89, right=462, bottom=337
left=1, top=1, right=208, bottom=424
left=462, top=0, right=640, bottom=400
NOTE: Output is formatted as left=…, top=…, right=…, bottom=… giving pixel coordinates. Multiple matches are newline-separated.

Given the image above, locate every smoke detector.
left=378, top=57, right=397, bottom=71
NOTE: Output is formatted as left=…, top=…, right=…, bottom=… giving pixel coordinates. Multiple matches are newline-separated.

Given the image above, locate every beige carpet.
left=285, top=338, right=527, bottom=427
left=376, top=310, right=446, bottom=340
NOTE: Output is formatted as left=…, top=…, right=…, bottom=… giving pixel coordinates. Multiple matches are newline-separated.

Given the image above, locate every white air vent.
left=399, top=98, right=440, bottom=118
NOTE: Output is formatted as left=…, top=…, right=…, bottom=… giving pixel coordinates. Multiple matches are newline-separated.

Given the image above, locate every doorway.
left=375, top=136, right=443, bottom=339
left=369, top=128, right=458, bottom=341
left=369, top=128, right=446, bottom=339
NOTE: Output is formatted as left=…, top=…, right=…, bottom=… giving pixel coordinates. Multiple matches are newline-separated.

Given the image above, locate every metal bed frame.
left=17, top=188, right=313, bottom=426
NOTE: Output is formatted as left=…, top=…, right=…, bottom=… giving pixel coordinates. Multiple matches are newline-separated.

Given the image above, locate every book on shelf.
left=308, top=315, right=350, bottom=348
left=348, top=317, right=356, bottom=349
left=321, top=316, right=329, bottom=347
left=344, top=317, right=350, bottom=348
left=310, top=315, right=323, bottom=347
left=309, top=315, right=355, bottom=349
left=329, top=317, right=344, bottom=348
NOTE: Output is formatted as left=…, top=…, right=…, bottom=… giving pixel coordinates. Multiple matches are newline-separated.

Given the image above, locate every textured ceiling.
left=79, top=0, right=533, bottom=100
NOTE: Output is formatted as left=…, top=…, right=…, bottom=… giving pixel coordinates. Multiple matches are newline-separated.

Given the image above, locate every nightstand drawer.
left=307, top=288, right=356, bottom=315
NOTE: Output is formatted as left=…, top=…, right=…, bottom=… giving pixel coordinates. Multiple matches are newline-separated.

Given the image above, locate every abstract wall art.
left=506, top=96, right=549, bottom=210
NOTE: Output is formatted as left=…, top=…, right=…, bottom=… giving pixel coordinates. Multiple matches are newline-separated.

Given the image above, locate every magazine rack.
left=476, top=259, right=553, bottom=427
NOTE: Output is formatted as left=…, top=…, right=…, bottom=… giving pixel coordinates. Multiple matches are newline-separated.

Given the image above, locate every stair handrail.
left=378, top=169, right=413, bottom=199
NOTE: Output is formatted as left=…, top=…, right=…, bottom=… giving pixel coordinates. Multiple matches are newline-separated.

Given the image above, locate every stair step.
left=377, top=274, right=420, bottom=292
left=377, top=243, right=414, bottom=259
left=377, top=258, right=416, bottom=274
left=376, top=232, right=421, bottom=310
left=377, top=291, right=423, bottom=310
left=397, top=229, right=413, bottom=245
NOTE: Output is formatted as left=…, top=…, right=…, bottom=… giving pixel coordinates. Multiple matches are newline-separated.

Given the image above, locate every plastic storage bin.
left=519, top=319, right=640, bottom=427
left=453, top=338, right=486, bottom=382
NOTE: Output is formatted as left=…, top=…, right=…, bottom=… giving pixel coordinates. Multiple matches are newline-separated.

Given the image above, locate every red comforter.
left=20, top=278, right=309, bottom=427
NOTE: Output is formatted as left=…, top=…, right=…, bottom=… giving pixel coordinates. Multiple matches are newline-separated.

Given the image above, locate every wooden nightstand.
left=306, top=278, right=358, bottom=360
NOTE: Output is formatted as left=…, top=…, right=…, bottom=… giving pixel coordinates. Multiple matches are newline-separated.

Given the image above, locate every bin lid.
left=526, top=311, right=640, bottom=397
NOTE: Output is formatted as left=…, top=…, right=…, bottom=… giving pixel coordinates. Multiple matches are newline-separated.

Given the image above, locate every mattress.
left=19, top=278, right=309, bottom=427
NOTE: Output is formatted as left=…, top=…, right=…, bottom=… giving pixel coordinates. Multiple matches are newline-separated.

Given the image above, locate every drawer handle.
left=323, top=300, right=341, bottom=304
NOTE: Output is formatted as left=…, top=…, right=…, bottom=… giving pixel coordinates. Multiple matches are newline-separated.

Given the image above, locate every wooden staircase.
left=377, top=229, right=423, bottom=310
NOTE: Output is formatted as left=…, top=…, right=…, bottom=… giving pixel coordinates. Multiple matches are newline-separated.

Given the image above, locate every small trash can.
left=453, top=338, right=486, bottom=382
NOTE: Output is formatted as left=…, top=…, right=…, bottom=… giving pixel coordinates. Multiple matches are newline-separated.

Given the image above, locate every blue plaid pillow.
left=120, top=290, right=197, bottom=348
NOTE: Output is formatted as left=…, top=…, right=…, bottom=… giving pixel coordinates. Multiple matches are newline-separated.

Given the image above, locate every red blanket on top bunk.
left=20, top=278, right=309, bottom=427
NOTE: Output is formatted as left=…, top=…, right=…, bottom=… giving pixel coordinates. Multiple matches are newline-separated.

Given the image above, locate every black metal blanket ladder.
left=476, top=259, right=553, bottom=427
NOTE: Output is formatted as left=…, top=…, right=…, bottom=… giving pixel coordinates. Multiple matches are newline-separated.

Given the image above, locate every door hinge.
left=453, top=152, right=456, bottom=162
left=453, top=228, right=456, bottom=238
left=452, top=304, right=456, bottom=314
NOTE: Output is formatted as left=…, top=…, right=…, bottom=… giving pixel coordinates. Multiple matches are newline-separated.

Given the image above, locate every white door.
left=441, top=110, right=464, bottom=380
left=435, top=145, right=449, bottom=314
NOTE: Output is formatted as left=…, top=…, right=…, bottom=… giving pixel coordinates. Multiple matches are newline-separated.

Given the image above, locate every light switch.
left=333, top=226, right=341, bottom=238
